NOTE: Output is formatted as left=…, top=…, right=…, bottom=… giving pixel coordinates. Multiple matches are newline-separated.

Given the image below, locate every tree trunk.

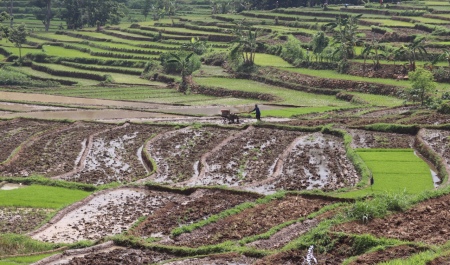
left=9, top=0, right=13, bottom=27
left=45, top=0, right=51, bottom=32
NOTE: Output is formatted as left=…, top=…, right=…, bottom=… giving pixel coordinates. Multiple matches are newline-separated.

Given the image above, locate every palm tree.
left=432, top=49, right=450, bottom=67
left=167, top=52, right=195, bottom=93
left=405, top=37, right=427, bottom=71
left=326, top=14, right=363, bottom=61
left=230, top=29, right=259, bottom=66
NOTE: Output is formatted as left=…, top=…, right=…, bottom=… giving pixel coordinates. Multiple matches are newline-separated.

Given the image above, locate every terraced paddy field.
left=5, top=0, right=450, bottom=264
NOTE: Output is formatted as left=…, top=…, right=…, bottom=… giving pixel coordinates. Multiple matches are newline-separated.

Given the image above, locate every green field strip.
left=0, top=185, right=91, bottom=209
left=362, top=18, right=415, bottom=27
left=358, top=149, right=434, bottom=194
left=13, top=67, right=97, bottom=86
left=33, top=32, right=84, bottom=42
left=194, top=77, right=354, bottom=107
left=281, top=67, right=409, bottom=88
left=254, top=53, right=293, bottom=67
left=346, top=92, right=404, bottom=107
left=263, top=106, right=345, bottom=117
left=405, top=16, right=450, bottom=24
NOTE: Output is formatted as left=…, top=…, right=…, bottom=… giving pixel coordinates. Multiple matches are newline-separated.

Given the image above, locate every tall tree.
left=407, top=67, right=436, bottom=106
left=310, top=31, right=329, bottom=61
left=30, top=0, right=53, bottom=31
left=230, top=29, right=259, bottom=66
left=404, top=37, right=427, bottom=71
left=166, top=52, right=199, bottom=93
left=8, top=23, right=27, bottom=61
left=142, top=0, right=152, bottom=20
left=326, top=14, right=362, bottom=61
left=61, top=0, right=125, bottom=29
left=0, top=12, right=10, bottom=39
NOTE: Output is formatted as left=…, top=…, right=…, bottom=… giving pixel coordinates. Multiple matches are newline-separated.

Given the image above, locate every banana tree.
left=167, top=52, right=196, bottom=93
left=230, top=29, right=259, bottom=66
left=405, top=37, right=427, bottom=71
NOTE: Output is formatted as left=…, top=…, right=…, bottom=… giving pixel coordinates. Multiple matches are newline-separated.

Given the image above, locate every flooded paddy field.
left=62, top=124, right=172, bottom=185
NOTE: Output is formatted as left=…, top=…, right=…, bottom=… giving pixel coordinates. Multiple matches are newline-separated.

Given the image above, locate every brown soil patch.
left=32, top=188, right=184, bottom=243
left=0, top=207, right=52, bottom=234
left=0, top=118, right=61, bottom=162
left=335, top=193, right=450, bottom=245
left=247, top=218, right=319, bottom=250
left=132, top=188, right=261, bottom=237
left=148, top=127, right=238, bottom=183
left=66, top=248, right=176, bottom=265
left=0, top=122, right=113, bottom=177
left=419, top=128, right=450, bottom=165
left=271, top=133, right=359, bottom=191
left=166, top=195, right=335, bottom=248
left=348, top=245, right=426, bottom=265
left=349, top=129, right=414, bottom=149
left=427, top=255, right=450, bottom=265
left=163, top=252, right=257, bottom=264
left=398, top=112, right=450, bottom=125
left=198, top=128, right=305, bottom=186
left=64, top=124, right=171, bottom=185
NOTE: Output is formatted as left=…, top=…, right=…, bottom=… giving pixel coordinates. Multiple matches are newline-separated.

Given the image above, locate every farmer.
left=249, top=104, right=261, bottom=121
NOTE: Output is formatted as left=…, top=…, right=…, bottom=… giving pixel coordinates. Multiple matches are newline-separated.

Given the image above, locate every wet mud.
left=0, top=122, right=114, bottom=177
left=349, top=129, right=414, bottom=149
left=63, top=124, right=170, bottom=185
left=132, top=188, right=261, bottom=238
left=148, top=127, right=237, bottom=183
left=193, top=127, right=304, bottom=187
left=31, top=188, right=182, bottom=243
left=0, top=119, right=62, bottom=162
left=335, top=193, right=450, bottom=245
left=0, top=207, right=51, bottom=234
left=166, top=195, right=335, bottom=248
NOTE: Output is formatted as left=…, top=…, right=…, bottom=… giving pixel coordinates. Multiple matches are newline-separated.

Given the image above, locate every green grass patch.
left=264, top=106, right=342, bottom=117
left=194, top=77, right=354, bottom=107
left=0, top=253, right=57, bottom=264
left=254, top=53, right=293, bottom=67
left=0, top=184, right=90, bottom=209
left=340, top=149, right=434, bottom=198
left=346, top=92, right=405, bottom=107
left=0, top=234, right=59, bottom=256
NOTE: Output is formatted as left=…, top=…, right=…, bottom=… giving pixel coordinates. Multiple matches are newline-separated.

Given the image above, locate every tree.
left=230, top=29, right=259, bottom=66
left=61, top=0, right=125, bottom=29
left=310, top=31, right=328, bottom=61
left=326, top=14, right=362, bottom=61
left=433, top=49, right=450, bottom=67
left=166, top=52, right=200, bottom=93
left=8, top=23, right=28, bottom=62
left=182, top=37, right=209, bottom=55
left=142, top=0, right=152, bottom=20
left=29, top=0, right=53, bottom=32
left=0, top=12, right=10, bottom=39
left=404, top=37, right=427, bottom=71
left=407, top=67, right=436, bottom=106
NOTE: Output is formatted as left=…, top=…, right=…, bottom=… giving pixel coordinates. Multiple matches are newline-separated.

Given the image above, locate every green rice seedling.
left=0, top=234, right=60, bottom=256
left=0, top=184, right=90, bottom=209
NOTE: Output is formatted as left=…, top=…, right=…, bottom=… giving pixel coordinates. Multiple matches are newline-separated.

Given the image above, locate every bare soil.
left=271, top=133, right=359, bottom=191
left=0, top=207, right=51, bottom=234
left=32, top=188, right=184, bottom=243
left=348, top=245, right=426, bottom=265
left=66, top=248, right=176, bottom=265
left=163, top=252, right=257, bottom=264
left=148, top=127, right=238, bottom=183
left=0, top=122, right=114, bottom=177
left=166, top=195, right=335, bottom=248
left=427, top=255, right=450, bottom=265
left=335, top=193, right=450, bottom=245
left=419, top=128, right=450, bottom=166
left=0, top=119, right=61, bottom=162
left=132, top=188, right=261, bottom=238
left=349, top=129, right=414, bottom=148
left=63, top=124, right=171, bottom=185
left=197, top=127, right=304, bottom=187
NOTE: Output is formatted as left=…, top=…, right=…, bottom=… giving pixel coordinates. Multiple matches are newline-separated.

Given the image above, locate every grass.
left=0, top=253, right=57, bottom=265
left=347, top=92, right=405, bottom=107
left=339, top=149, right=434, bottom=198
left=194, top=77, right=355, bottom=107
left=263, top=106, right=344, bottom=117
left=254, top=53, right=293, bottom=67
left=0, top=185, right=90, bottom=209
left=0, top=234, right=59, bottom=256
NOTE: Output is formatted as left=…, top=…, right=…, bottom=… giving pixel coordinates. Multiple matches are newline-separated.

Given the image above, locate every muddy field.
left=31, top=188, right=183, bottom=243
left=165, top=195, right=337, bottom=248
left=0, top=207, right=51, bottom=234
left=349, top=129, right=414, bottom=149
left=0, top=122, right=114, bottom=177
left=189, top=127, right=305, bottom=188
left=0, top=119, right=62, bottom=163
left=419, top=128, right=450, bottom=166
left=132, top=188, right=261, bottom=238
left=63, top=124, right=171, bottom=185
left=335, top=193, right=450, bottom=245
left=269, top=133, right=359, bottom=191
left=148, top=126, right=238, bottom=183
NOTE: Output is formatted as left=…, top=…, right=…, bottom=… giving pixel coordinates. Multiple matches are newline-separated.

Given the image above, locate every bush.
left=280, top=35, right=305, bottom=64
left=160, top=51, right=201, bottom=75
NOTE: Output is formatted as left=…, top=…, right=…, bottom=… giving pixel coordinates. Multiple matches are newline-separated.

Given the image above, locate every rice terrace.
left=4, top=0, right=450, bottom=264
